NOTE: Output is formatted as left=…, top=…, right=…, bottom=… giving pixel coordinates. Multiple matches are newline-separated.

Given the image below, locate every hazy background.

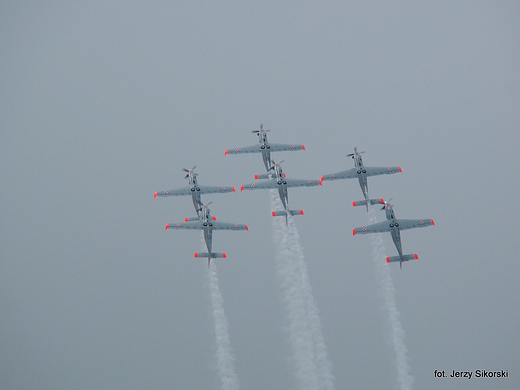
left=1, top=1, right=519, bottom=389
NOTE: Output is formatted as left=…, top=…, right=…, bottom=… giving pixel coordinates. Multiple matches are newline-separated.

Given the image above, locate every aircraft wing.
left=226, top=145, right=262, bottom=154
left=363, top=166, right=401, bottom=177
left=267, top=143, right=305, bottom=152
left=197, top=185, right=235, bottom=194
left=322, top=168, right=358, bottom=181
left=166, top=221, right=202, bottom=230
left=394, top=219, right=434, bottom=231
left=241, top=180, right=278, bottom=191
left=284, top=178, right=322, bottom=187
left=353, top=221, right=392, bottom=235
left=155, top=186, right=193, bottom=197
left=211, top=221, right=248, bottom=231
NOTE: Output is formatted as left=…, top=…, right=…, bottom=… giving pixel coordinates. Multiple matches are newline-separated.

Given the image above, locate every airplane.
left=240, top=160, right=321, bottom=221
left=225, top=124, right=306, bottom=172
left=321, top=147, right=402, bottom=211
left=154, top=166, right=235, bottom=214
left=165, top=203, right=248, bottom=267
left=352, top=200, right=434, bottom=269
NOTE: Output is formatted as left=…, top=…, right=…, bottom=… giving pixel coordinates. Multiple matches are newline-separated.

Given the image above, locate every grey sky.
left=1, top=1, right=519, bottom=389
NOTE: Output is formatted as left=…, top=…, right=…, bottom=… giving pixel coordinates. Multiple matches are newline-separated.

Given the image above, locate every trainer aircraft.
left=165, top=203, right=248, bottom=267
left=225, top=124, right=305, bottom=172
left=353, top=200, right=434, bottom=269
left=154, top=166, right=235, bottom=214
left=321, top=147, right=401, bottom=211
left=240, top=160, right=321, bottom=221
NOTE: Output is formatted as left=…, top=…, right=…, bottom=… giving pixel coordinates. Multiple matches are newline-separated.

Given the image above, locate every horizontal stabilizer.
left=352, top=198, right=385, bottom=207
left=386, top=254, right=418, bottom=263
left=254, top=173, right=270, bottom=180
left=194, top=252, right=227, bottom=259
left=271, top=209, right=304, bottom=217
left=184, top=217, right=199, bottom=222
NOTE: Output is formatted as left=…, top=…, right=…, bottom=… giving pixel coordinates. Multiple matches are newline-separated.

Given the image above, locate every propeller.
left=347, top=147, right=365, bottom=157
left=252, top=123, right=270, bottom=133
left=183, top=166, right=197, bottom=178
left=269, top=159, right=284, bottom=170
left=381, top=198, right=393, bottom=210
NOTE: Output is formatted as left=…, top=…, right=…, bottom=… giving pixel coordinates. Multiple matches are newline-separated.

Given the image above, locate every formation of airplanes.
left=155, top=126, right=434, bottom=268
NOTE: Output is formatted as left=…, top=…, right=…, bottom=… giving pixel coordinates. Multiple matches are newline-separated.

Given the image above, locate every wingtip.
left=398, top=166, right=402, bottom=173
left=154, top=191, right=158, bottom=198
left=225, top=149, right=228, bottom=156
left=240, top=184, right=244, bottom=191
left=380, top=198, right=384, bottom=204
left=184, top=218, right=189, bottom=222
left=165, top=223, right=169, bottom=230
left=386, top=257, right=390, bottom=263
left=245, top=225, right=249, bottom=231
left=299, top=210, right=304, bottom=215
left=352, top=228, right=357, bottom=236
left=254, top=174, right=259, bottom=180
left=431, top=219, right=435, bottom=226
left=272, top=211, right=276, bottom=217
left=232, top=186, right=236, bottom=193
left=352, top=201, right=357, bottom=207
left=302, top=145, right=306, bottom=151
left=194, top=252, right=199, bottom=258
left=414, top=254, right=419, bottom=259
left=222, top=253, right=227, bottom=258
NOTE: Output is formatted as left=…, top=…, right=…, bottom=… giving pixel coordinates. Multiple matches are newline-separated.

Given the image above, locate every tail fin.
left=271, top=210, right=304, bottom=217
left=352, top=198, right=385, bottom=207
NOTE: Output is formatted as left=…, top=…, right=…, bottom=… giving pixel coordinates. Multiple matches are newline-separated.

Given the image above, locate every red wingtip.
left=232, top=186, right=236, bottom=193
left=165, top=223, right=169, bottom=230
left=302, top=145, right=306, bottom=151
left=352, top=201, right=357, bottom=207
left=154, top=191, right=158, bottom=198
left=222, top=253, right=227, bottom=258
left=272, top=211, right=276, bottom=216
left=212, top=216, right=217, bottom=221
left=320, top=175, right=324, bottom=183
left=380, top=198, right=384, bottom=204
left=184, top=218, right=189, bottom=222
left=352, top=228, right=357, bottom=236
left=254, top=174, right=259, bottom=180
left=386, top=257, right=390, bottom=263
left=194, top=252, right=199, bottom=258
left=299, top=210, right=304, bottom=215
left=319, top=179, right=322, bottom=186
left=245, top=225, right=249, bottom=231
left=240, top=184, right=244, bottom=191
left=398, top=167, right=402, bottom=173
left=225, top=149, right=228, bottom=156
left=414, top=254, right=419, bottom=259
left=431, top=219, right=435, bottom=226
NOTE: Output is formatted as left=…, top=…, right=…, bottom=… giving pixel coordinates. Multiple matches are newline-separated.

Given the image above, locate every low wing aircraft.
left=321, top=147, right=401, bottom=211
left=165, top=203, right=248, bottom=267
left=154, top=166, right=235, bottom=214
left=352, top=200, right=434, bottom=269
left=240, top=161, right=321, bottom=220
left=225, top=124, right=306, bottom=172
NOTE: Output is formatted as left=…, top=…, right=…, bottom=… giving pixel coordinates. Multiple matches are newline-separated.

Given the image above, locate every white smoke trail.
left=202, top=233, right=240, bottom=390
left=367, top=209, right=414, bottom=390
left=270, top=190, right=334, bottom=390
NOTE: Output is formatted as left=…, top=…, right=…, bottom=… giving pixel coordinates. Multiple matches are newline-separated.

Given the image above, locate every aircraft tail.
left=271, top=209, right=304, bottom=217
left=386, top=254, right=418, bottom=268
left=352, top=198, right=385, bottom=207
left=194, top=252, right=227, bottom=259
left=254, top=173, right=270, bottom=180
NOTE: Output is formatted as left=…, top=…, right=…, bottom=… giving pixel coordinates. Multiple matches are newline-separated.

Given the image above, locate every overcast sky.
left=1, top=1, right=519, bottom=389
